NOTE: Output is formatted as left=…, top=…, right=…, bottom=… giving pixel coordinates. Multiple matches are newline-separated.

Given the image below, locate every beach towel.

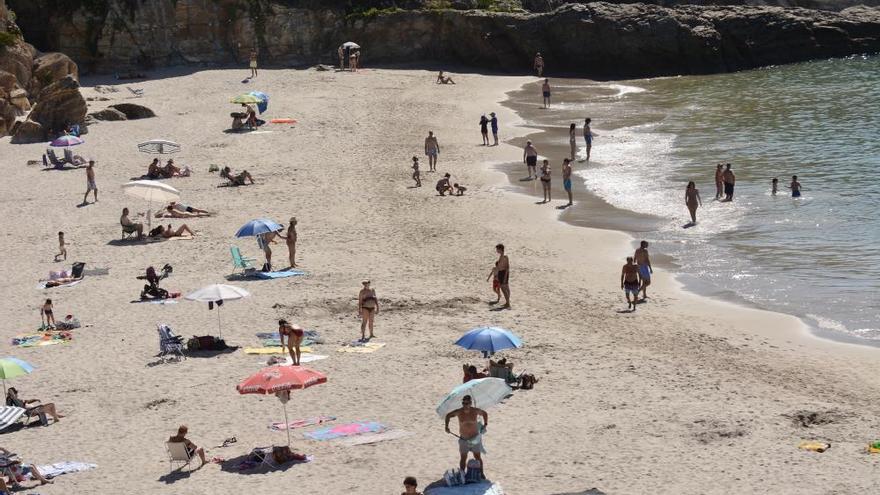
left=254, top=270, right=306, bottom=279
left=270, top=416, right=336, bottom=431
left=304, top=421, right=386, bottom=441
left=268, top=354, right=327, bottom=365
left=337, top=341, right=385, bottom=353
left=32, top=461, right=96, bottom=479
left=129, top=298, right=179, bottom=305
left=235, top=455, right=312, bottom=471
left=257, top=330, right=323, bottom=346
left=337, top=429, right=413, bottom=446
left=12, top=332, right=72, bottom=347
left=0, top=406, right=26, bottom=431
left=244, top=346, right=313, bottom=355
left=36, top=280, right=81, bottom=290
left=426, top=482, right=505, bottom=495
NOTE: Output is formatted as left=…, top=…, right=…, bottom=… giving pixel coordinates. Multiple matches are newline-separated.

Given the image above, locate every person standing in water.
left=685, top=181, right=702, bottom=225
left=490, top=113, right=499, bottom=146
left=790, top=175, right=802, bottom=197
left=479, top=115, right=489, bottom=146
left=562, top=158, right=573, bottom=206
left=534, top=52, right=544, bottom=77
left=583, top=118, right=593, bottom=161
left=249, top=49, right=258, bottom=78
left=493, top=244, right=510, bottom=309
left=523, top=141, right=538, bottom=180
left=425, top=131, right=440, bottom=172
left=358, top=280, right=379, bottom=341
left=621, top=257, right=641, bottom=311
left=715, top=164, right=724, bottom=199
left=634, top=240, right=652, bottom=301
left=771, top=177, right=779, bottom=195
left=542, top=79, right=551, bottom=109
left=722, top=163, right=735, bottom=202
left=568, top=123, right=577, bottom=160
left=539, top=159, right=551, bottom=203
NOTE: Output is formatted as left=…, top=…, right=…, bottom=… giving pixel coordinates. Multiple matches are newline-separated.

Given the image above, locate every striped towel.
left=0, top=406, right=25, bottom=431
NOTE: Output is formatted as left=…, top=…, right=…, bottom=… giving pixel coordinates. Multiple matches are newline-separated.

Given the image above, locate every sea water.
left=508, top=55, right=880, bottom=342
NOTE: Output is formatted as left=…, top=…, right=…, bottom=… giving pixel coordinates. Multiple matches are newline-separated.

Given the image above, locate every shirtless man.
left=425, top=131, right=440, bottom=172
left=634, top=241, right=652, bottom=301
left=444, top=395, right=488, bottom=473
left=168, top=425, right=206, bottom=467
left=541, top=79, right=551, bottom=109
left=562, top=158, right=573, bottom=206
left=523, top=140, right=538, bottom=180
left=82, top=160, right=97, bottom=205
left=790, top=175, right=802, bottom=198
left=722, top=163, right=735, bottom=202
left=533, top=52, right=544, bottom=77
left=621, top=257, right=641, bottom=311
left=714, top=164, right=724, bottom=199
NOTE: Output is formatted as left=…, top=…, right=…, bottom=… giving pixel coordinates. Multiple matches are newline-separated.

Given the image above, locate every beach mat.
left=426, top=482, right=505, bottom=495
left=337, top=341, right=385, bottom=353
left=304, top=421, right=386, bottom=441
left=274, top=354, right=327, bottom=365
left=32, top=461, right=96, bottom=479
left=244, top=346, right=313, bottom=355
left=254, top=270, right=306, bottom=279
left=129, top=298, right=179, bottom=305
left=337, top=429, right=413, bottom=446
left=13, top=332, right=72, bottom=347
left=270, top=416, right=336, bottom=431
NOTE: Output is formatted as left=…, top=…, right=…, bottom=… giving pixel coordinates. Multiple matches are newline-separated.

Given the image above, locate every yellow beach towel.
left=798, top=441, right=830, bottom=453
left=244, top=346, right=313, bottom=355
left=337, top=342, right=385, bottom=353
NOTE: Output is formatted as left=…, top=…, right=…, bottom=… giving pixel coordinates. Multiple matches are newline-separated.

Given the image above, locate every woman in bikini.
left=569, top=123, right=577, bottom=161
left=358, top=280, right=379, bottom=341
left=685, top=181, right=702, bottom=225
left=278, top=319, right=303, bottom=365
left=41, top=299, right=55, bottom=329
left=540, top=159, right=551, bottom=203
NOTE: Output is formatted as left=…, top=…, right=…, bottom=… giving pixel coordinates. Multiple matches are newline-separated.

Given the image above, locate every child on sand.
left=453, top=183, right=467, bottom=196
left=41, top=298, right=55, bottom=329
left=486, top=266, right=501, bottom=304
left=55, top=231, right=67, bottom=261
left=402, top=476, right=423, bottom=495
left=411, top=156, right=422, bottom=187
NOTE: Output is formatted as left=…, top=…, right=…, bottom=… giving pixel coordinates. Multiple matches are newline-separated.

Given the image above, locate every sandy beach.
left=2, top=66, right=880, bottom=494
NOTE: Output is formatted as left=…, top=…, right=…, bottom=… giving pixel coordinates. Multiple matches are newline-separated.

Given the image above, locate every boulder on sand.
left=29, top=52, right=79, bottom=95
left=108, top=103, right=155, bottom=119
left=89, top=107, right=127, bottom=121
left=15, top=75, right=87, bottom=142
left=9, top=119, right=43, bottom=144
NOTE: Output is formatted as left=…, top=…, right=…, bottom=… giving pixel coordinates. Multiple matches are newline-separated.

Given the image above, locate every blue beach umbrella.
left=455, top=326, right=523, bottom=355
left=248, top=91, right=269, bottom=114
left=235, top=218, right=283, bottom=238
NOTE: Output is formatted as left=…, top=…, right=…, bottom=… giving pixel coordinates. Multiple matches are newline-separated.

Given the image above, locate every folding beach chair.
left=165, top=441, right=195, bottom=472
left=127, top=87, right=144, bottom=97
left=6, top=396, right=47, bottom=427
left=0, top=406, right=26, bottom=432
left=45, top=149, right=66, bottom=167
left=121, top=223, right=138, bottom=240
left=157, top=324, right=186, bottom=362
left=231, top=246, right=257, bottom=273
left=63, top=148, right=86, bottom=166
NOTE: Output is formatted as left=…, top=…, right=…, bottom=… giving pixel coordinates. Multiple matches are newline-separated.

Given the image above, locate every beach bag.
left=188, top=335, right=227, bottom=351
left=443, top=468, right=465, bottom=487
left=71, top=262, right=86, bottom=278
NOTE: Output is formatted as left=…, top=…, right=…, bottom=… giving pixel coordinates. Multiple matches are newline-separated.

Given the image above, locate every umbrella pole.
left=284, top=403, right=291, bottom=447
left=217, top=305, right=222, bottom=340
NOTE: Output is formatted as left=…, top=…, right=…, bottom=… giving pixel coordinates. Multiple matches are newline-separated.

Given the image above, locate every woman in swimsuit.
left=278, top=319, right=303, bottom=365
left=221, top=167, right=255, bottom=186
left=41, top=298, right=55, bottom=329
left=569, top=123, right=577, bottom=161
left=685, top=181, right=702, bottom=225
left=494, top=244, right=510, bottom=309
left=358, top=280, right=379, bottom=341
left=583, top=118, right=593, bottom=161
left=479, top=115, right=489, bottom=146
left=6, top=387, right=64, bottom=423
left=157, top=224, right=194, bottom=238
left=277, top=218, right=298, bottom=269
left=540, top=159, right=551, bottom=203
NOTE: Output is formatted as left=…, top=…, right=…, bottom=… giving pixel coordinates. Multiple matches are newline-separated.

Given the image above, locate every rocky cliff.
left=0, top=0, right=86, bottom=141
left=7, top=0, right=880, bottom=79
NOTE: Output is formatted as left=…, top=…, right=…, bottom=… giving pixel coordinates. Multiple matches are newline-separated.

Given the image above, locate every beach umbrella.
left=122, top=180, right=180, bottom=228
left=248, top=91, right=269, bottom=114
left=137, top=139, right=180, bottom=154
left=235, top=218, right=282, bottom=238
left=231, top=94, right=262, bottom=104
left=436, top=378, right=511, bottom=418
left=455, top=326, right=523, bottom=356
left=237, top=365, right=327, bottom=446
left=342, top=41, right=360, bottom=49
left=184, top=284, right=251, bottom=339
left=49, top=135, right=83, bottom=147
left=0, top=358, right=35, bottom=395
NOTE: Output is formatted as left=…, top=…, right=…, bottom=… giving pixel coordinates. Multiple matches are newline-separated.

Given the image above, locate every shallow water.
left=507, top=55, right=880, bottom=342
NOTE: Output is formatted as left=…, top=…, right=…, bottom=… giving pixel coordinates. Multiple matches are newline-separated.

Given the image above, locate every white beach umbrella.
left=138, top=139, right=181, bottom=154
left=342, top=41, right=360, bottom=49
left=185, top=284, right=251, bottom=339
left=122, top=180, right=180, bottom=227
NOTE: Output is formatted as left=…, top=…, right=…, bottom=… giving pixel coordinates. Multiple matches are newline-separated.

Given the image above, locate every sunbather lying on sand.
left=150, top=224, right=194, bottom=238
left=43, top=275, right=83, bottom=288
left=221, top=166, right=255, bottom=186
left=156, top=202, right=212, bottom=218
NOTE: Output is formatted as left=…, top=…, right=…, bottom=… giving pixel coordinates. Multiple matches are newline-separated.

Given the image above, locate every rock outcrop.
left=89, top=107, right=126, bottom=121
left=6, top=0, right=880, bottom=79
left=108, top=103, right=155, bottom=120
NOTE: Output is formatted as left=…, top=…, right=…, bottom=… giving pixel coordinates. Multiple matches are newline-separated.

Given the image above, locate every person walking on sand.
left=621, top=257, right=641, bottom=311
left=486, top=265, right=501, bottom=304
left=479, top=115, right=490, bottom=146
left=493, top=244, right=510, bottom=309
left=278, top=319, right=303, bottom=365
left=411, top=157, right=422, bottom=187
left=583, top=118, right=593, bottom=161
left=790, top=175, right=802, bottom=197
left=425, top=131, right=440, bottom=172
left=337, top=45, right=345, bottom=70
left=569, top=123, right=577, bottom=160
left=534, top=52, right=544, bottom=77
left=715, top=164, right=724, bottom=200
left=685, top=181, right=702, bottom=225
left=523, top=141, right=538, bottom=180
left=562, top=158, right=573, bottom=206
left=168, top=425, right=207, bottom=468
left=542, top=79, right=551, bottom=109
left=445, top=395, right=489, bottom=474
left=490, top=113, right=499, bottom=146
left=771, top=177, right=779, bottom=195
left=249, top=49, right=258, bottom=78
left=55, top=231, right=67, bottom=261
left=358, top=280, right=378, bottom=341
left=634, top=241, right=652, bottom=302
left=277, top=218, right=298, bottom=269
left=82, top=160, right=97, bottom=205
left=539, top=159, right=551, bottom=203
left=41, top=298, right=55, bottom=329
left=722, top=163, right=735, bottom=201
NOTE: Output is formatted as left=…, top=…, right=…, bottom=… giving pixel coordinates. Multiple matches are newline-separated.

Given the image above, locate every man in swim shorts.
left=523, top=141, right=538, bottom=180
left=621, top=256, right=641, bottom=311
left=634, top=240, right=652, bottom=302
left=542, top=79, right=551, bottom=109
left=82, top=160, right=97, bottom=205
left=445, top=395, right=488, bottom=473
left=425, top=131, right=440, bottom=172
left=562, top=158, right=573, bottom=206
left=722, top=163, right=735, bottom=201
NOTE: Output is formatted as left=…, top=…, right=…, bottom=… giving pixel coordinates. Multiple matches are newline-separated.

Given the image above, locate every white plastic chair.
left=165, top=441, right=195, bottom=472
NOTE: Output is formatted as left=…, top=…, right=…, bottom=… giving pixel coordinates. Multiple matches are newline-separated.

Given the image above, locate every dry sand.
left=2, top=66, right=879, bottom=495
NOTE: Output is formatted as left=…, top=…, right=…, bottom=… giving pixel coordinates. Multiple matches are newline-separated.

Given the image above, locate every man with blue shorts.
left=562, top=158, right=573, bottom=206
left=634, top=240, right=652, bottom=302
left=621, top=256, right=641, bottom=311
